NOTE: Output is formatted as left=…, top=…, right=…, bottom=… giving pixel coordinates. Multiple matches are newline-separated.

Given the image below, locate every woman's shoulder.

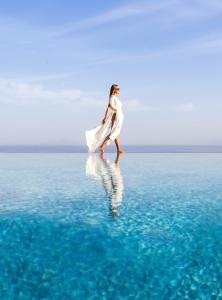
left=111, top=95, right=120, bottom=101
left=109, top=94, right=117, bottom=102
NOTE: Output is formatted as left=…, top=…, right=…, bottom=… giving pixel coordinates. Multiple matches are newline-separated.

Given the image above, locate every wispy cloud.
left=124, top=100, right=195, bottom=113
left=0, top=78, right=156, bottom=112
left=124, top=99, right=159, bottom=112
left=0, top=78, right=116, bottom=110
left=0, top=78, right=196, bottom=116
left=148, top=0, right=222, bottom=26
left=1, top=0, right=222, bottom=74
left=79, top=31, right=222, bottom=67
left=50, top=0, right=176, bottom=37
left=47, top=0, right=222, bottom=40
left=174, top=102, right=195, bottom=112
left=0, top=79, right=81, bottom=105
left=8, top=72, right=76, bottom=83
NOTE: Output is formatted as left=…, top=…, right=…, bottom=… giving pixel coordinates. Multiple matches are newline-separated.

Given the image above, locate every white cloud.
left=50, top=1, right=175, bottom=37
left=0, top=78, right=160, bottom=112
left=84, top=31, right=222, bottom=67
left=0, top=79, right=81, bottom=105
left=47, top=0, right=222, bottom=39
left=0, top=78, right=196, bottom=115
left=175, top=102, right=195, bottom=112
left=11, top=72, right=75, bottom=83
left=123, top=99, right=159, bottom=111
left=1, top=0, right=222, bottom=72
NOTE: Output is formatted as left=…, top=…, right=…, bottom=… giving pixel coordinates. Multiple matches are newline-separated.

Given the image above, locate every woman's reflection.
left=85, top=152, right=124, bottom=217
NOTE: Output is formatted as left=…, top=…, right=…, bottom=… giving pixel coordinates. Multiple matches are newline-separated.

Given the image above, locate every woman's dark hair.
left=109, top=84, right=119, bottom=97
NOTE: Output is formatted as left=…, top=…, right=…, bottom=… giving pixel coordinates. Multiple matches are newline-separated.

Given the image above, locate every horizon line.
left=0, top=144, right=222, bottom=147
left=0, top=144, right=222, bottom=153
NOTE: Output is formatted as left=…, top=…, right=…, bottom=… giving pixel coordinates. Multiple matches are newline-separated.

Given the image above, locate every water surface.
left=0, top=153, right=222, bottom=299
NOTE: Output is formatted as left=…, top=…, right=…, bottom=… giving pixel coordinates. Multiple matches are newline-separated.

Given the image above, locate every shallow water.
left=0, top=153, right=222, bottom=299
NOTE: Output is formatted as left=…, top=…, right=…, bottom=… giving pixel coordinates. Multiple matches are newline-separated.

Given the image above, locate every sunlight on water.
left=0, top=153, right=222, bottom=299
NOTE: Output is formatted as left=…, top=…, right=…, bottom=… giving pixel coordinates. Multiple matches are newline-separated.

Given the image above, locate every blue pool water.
left=0, top=153, right=222, bottom=299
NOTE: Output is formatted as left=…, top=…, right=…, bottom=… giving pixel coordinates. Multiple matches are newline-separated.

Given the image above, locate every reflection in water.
left=85, top=153, right=124, bottom=217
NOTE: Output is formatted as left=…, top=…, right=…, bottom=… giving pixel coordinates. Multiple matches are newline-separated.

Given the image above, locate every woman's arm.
left=102, top=105, right=116, bottom=124
left=102, top=97, right=117, bottom=124
left=108, top=103, right=117, bottom=112
left=102, top=106, right=109, bottom=123
left=108, top=95, right=117, bottom=113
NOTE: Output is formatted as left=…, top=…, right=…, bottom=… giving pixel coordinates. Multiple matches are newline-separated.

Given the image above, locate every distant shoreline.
left=0, top=145, right=222, bottom=153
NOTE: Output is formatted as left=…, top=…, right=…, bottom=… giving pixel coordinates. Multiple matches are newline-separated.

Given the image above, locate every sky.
left=0, top=0, right=222, bottom=145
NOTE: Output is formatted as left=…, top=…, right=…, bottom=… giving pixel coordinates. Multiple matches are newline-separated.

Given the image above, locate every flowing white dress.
left=85, top=95, right=124, bottom=152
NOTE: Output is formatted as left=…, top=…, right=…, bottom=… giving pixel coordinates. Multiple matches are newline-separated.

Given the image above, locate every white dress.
left=85, top=95, right=124, bottom=152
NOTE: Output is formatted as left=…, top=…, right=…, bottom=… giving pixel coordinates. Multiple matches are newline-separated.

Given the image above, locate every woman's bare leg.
left=114, top=135, right=125, bottom=153
left=99, top=113, right=116, bottom=153
left=99, top=135, right=111, bottom=153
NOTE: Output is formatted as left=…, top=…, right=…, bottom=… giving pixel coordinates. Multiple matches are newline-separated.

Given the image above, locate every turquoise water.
left=0, top=153, right=222, bottom=299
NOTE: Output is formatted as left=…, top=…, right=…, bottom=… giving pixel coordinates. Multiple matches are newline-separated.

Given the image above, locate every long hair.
left=109, top=84, right=118, bottom=98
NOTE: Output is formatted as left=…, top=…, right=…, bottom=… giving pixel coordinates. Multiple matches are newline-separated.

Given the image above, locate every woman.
left=85, top=84, right=125, bottom=154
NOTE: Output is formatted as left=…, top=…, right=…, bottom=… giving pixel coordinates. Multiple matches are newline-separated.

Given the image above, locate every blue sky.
left=0, top=0, right=222, bottom=145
